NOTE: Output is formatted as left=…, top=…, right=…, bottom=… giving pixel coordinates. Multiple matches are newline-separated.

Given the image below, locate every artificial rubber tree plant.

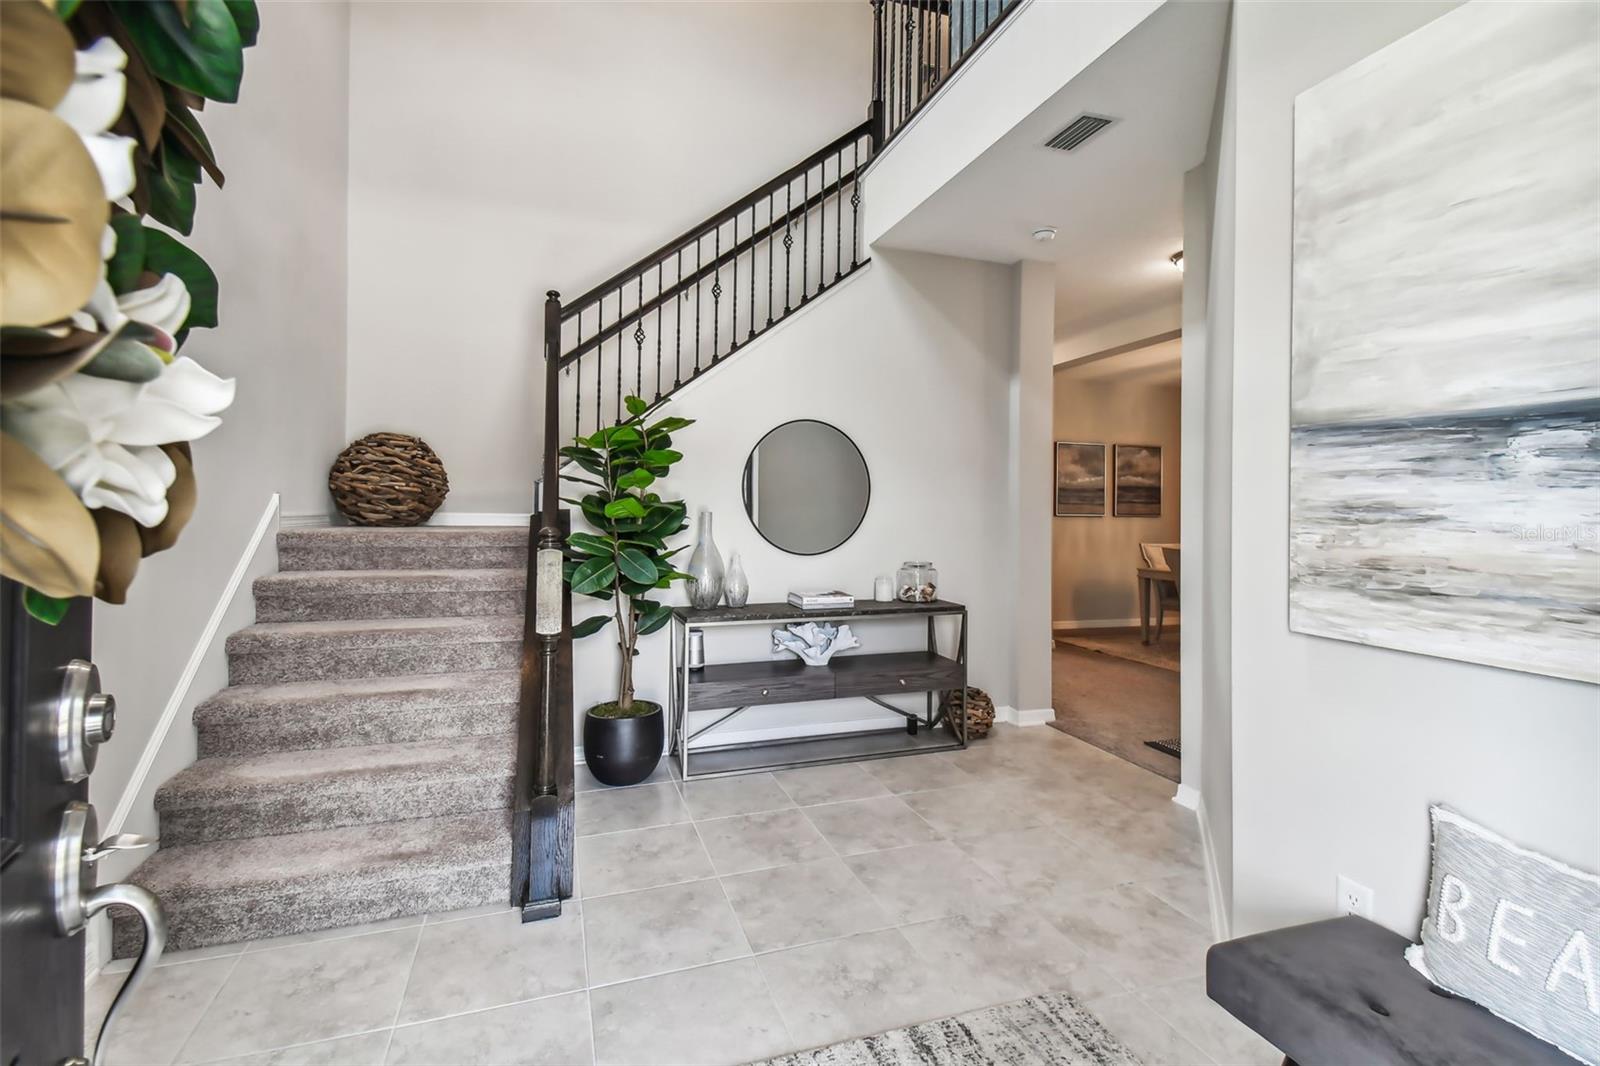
left=560, top=395, right=694, bottom=783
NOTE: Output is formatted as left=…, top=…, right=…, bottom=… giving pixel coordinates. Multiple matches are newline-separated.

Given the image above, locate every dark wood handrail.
left=562, top=120, right=874, bottom=319
left=558, top=158, right=867, bottom=367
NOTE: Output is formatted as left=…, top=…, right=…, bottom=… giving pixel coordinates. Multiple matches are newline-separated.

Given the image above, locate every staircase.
left=113, top=526, right=527, bottom=955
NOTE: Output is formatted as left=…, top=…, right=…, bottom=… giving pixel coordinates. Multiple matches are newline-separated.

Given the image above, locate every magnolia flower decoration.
left=0, top=0, right=257, bottom=621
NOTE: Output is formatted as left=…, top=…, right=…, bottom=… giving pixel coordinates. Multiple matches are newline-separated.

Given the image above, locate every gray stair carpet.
left=114, top=526, right=527, bottom=956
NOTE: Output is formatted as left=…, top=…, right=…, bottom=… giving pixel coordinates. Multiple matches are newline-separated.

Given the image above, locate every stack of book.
left=786, top=589, right=855, bottom=610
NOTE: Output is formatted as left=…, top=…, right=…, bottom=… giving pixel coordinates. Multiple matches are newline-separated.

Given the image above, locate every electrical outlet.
left=1337, top=875, right=1375, bottom=919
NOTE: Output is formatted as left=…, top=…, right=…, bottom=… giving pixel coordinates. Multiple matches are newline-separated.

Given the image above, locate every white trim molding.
left=1195, top=790, right=1230, bottom=942
left=106, top=494, right=280, bottom=835
left=1171, top=783, right=1200, bottom=810
left=278, top=511, right=332, bottom=529
left=996, top=705, right=1054, bottom=727
left=1053, top=616, right=1180, bottom=632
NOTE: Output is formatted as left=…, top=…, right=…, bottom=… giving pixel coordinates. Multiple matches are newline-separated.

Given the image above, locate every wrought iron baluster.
left=712, top=222, right=722, bottom=362
left=747, top=203, right=756, bottom=341
left=801, top=167, right=809, bottom=303
left=655, top=263, right=663, bottom=399
left=572, top=312, right=582, bottom=438
left=675, top=249, right=683, bottom=387
left=834, top=149, right=843, bottom=281
left=903, top=2, right=912, bottom=127
left=917, top=0, right=925, bottom=101
left=850, top=139, right=861, bottom=267
left=633, top=275, right=644, bottom=398
left=730, top=212, right=739, bottom=351
left=694, top=237, right=702, bottom=375
left=886, top=1, right=897, bottom=136
left=783, top=183, right=793, bottom=313
left=818, top=157, right=827, bottom=293
left=614, top=286, right=623, bottom=421
left=594, top=302, right=602, bottom=432
left=766, top=194, right=775, bottom=327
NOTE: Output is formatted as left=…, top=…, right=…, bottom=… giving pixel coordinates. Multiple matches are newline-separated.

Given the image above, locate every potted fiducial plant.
left=562, top=395, right=694, bottom=785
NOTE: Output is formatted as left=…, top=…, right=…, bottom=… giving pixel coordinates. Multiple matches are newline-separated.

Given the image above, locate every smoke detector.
left=1032, top=227, right=1058, bottom=242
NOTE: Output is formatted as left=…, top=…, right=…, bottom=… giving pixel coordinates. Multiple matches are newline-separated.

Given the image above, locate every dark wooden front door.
left=1, top=580, right=92, bottom=1066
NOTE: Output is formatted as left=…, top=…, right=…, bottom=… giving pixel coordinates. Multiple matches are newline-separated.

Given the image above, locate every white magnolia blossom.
left=57, top=37, right=137, bottom=201
left=3, top=358, right=235, bottom=526
left=79, top=269, right=192, bottom=343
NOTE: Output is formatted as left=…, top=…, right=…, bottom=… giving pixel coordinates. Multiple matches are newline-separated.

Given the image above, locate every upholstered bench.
left=1205, top=915, right=1582, bottom=1066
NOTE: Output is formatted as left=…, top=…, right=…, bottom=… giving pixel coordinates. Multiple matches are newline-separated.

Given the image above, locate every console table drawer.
left=831, top=652, right=963, bottom=698
left=687, top=660, right=835, bottom=711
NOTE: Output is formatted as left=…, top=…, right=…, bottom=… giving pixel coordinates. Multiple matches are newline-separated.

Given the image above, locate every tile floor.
left=86, top=725, right=1280, bottom=1065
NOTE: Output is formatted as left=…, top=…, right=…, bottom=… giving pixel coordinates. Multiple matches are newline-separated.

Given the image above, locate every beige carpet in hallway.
left=1054, top=628, right=1179, bottom=672
left=1050, top=643, right=1179, bottom=782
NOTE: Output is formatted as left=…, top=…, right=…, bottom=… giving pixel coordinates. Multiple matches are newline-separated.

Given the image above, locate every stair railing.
left=870, top=0, right=1023, bottom=148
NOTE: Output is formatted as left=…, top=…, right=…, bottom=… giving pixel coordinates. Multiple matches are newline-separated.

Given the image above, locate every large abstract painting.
left=1289, top=1, right=1600, bottom=683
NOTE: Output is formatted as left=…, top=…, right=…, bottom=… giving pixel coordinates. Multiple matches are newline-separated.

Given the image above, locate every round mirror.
left=742, top=420, right=870, bottom=555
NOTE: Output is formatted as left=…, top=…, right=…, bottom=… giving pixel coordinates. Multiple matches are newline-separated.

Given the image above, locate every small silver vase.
left=686, top=509, right=725, bottom=609
left=725, top=551, right=750, bottom=608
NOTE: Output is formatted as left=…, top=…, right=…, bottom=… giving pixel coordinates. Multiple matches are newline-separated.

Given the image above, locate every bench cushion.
left=1206, top=916, right=1581, bottom=1066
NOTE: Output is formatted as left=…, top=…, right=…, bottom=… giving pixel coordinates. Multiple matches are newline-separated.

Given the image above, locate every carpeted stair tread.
left=194, top=670, right=520, bottom=757
left=254, top=568, right=526, bottom=621
left=226, top=615, right=523, bottom=684
left=277, top=526, right=526, bottom=572
left=113, top=810, right=511, bottom=955
left=156, top=734, right=517, bottom=845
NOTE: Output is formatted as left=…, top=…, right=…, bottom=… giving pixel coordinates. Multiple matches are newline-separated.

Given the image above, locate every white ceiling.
left=872, top=0, right=1227, bottom=343
left=1056, top=336, right=1182, bottom=386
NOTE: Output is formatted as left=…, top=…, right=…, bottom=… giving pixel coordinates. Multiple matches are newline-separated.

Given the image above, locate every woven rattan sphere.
left=942, top=686, right=996, bottom=740
left=328, top=433, right=449, bottom=526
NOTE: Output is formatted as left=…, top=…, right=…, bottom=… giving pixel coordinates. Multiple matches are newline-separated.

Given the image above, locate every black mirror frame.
left=741, top=418, right=871, bottom=557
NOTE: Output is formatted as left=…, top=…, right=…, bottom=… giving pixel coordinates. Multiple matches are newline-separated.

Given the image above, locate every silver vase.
left=725, top=551, right=750, bottom=608
left=686, top=509, right=725, bottom=609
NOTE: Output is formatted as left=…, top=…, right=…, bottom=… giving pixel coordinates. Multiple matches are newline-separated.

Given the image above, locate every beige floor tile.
left=720, top=857, right=895, bottom=952
left=423, top=902, right=516, bottom=925
left=204, top=1030, right=391, bottom=1065
left=93, top=955, right=237, bottom=1066
left=844, top=841, right=1015, bottom=923
left=899, top=910, right=1125, bottom=1006
left=1143, top=872, right=1214, bottom=931
left=772, top=762, right=891, bottom=806
left=694, top=808, right=832, bottom=875
left=1138, top=978, right=1282, bottom=1066
left=577, top=782, right=691, bottom=837
left=576, top=822, right=715, bottom=897
left=757, top=929, right=965, bottom=1048
left=902, top=782, right=1054, bottom=837
left=801, top=795, right=942, bottom=855
left=178, top=928, right=418, bottom=1063
left=582, top=878, right=750, bottom=986
left=578, top=760, right=675, bottom=793
left=241, top=915, right=424, bottom=954
left=104, top=940, right=247, bottom=975
left=591, top=959, right=791, bottom=1065
left=1040, top=884, right=1212, bottom=990
left=679, top=772, right=796, bottom=820
left=858, top=752, right=977, bottom=793
left=396, top=907, right=586, bottom=1024
left=955, top=825, right=1133, bottom=900
left=386, top=992, right=593, bottom=1065
left=1085, top=992, right=1217, bottom=1066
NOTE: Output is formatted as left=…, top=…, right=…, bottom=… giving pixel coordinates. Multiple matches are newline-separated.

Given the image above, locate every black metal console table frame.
left=669, top=600, right=968, bottom=781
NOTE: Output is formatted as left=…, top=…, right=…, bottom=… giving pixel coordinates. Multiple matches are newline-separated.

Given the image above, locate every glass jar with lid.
left=896, top=561, right=938, bottom=603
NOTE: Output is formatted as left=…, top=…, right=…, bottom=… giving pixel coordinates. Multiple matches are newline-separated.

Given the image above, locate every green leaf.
left=23, top=587, right=70, bottom=625
left=615, top=547, right=658, bottom=585
left=162, top=95, right=223, bottom=185
left=105, top=214, right=147, bottom=293
left=572, top=614, right=612, bottom=638
left=623, top=395, right=648, bottom=416
left=647, top=416, right=695, bottom=435
left=641, top=449, right=683, bottom=466
left=615, top=468, right=655, bottom=491
left=603, top=497, right=646, bottom=520
left=56, top=0, right=84, bottom=18
left=559, top=445, right=606, bottom=477
left=223, top=0, right=259, bottom=46
left=147, top=136, right=200, bottom=234
left=566, top=531, right=614, bottom=557
left=143, top=228, right=219, bottom=328
left=569, top=556, right=616, bottom=596
left=636, top=601, right=673, bottom=635
left=110, top=0, right=246, bottom=102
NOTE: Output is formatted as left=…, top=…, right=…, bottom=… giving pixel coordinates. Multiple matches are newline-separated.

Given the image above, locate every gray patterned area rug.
left=759, top=992, right=1142, bottom=1066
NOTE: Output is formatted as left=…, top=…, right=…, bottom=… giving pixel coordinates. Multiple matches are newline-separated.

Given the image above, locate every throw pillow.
left=1406, top=805, right=1599, bottom=1065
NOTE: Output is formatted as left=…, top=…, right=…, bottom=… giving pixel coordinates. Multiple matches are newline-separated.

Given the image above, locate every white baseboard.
left=425, top=512, right=526, bottom=526
left=1171, top=783, right=1200, bottom=810
left=1053, top=616, right=1180, bottom=632
left=106, top=492, right=281, bottom=836
left=996, top=705, right=1053, bottom=727
left=278, top=511, right=331, bottom=529
left=1194, top=790, right=1229, bottom=942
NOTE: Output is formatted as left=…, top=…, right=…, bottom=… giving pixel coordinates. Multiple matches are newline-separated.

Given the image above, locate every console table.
left=669, top=600, right=968, bottom=780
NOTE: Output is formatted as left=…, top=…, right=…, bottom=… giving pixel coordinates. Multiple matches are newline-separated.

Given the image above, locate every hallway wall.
left=1051, top=365, right=1182, bottom=626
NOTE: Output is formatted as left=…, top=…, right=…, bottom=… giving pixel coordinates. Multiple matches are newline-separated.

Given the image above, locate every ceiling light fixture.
left=1032, top=226, right=1058, bottom=242
left=1170, top=250, right=1184, bottom=271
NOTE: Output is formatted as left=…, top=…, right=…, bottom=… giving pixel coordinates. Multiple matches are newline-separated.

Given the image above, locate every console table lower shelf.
left=668, top=600, right=968, bottom=781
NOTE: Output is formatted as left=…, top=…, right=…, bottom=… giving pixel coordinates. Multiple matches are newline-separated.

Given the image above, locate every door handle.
left=55, top=660, right=116, bottom=783
left=51, top=802, right=165, bottom=1066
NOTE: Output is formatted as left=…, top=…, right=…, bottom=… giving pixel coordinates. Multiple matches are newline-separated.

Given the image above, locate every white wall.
left=1223, top=0, right=1600, bottom=937
left=90, top=1, right=351, bottom=852
left=345, top=1, right=871, bottom=514
left=1009, top=260, right=1056, bottom=717
left=568, top=250, right=1025, bottom=738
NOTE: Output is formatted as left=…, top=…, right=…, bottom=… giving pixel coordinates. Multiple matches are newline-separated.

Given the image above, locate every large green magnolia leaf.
left=162, top=96, right=223, bottom=185
left=110, top=0, right=245, bottom=103
left=147, top=135, right=199, bottom=233
left=0, top=100, right=109, bottom=327
left=105, top=214, right=147, bottom=293
left=223, top=0, right=259, bottom=46
left=144, top=227, right=218, bottom=328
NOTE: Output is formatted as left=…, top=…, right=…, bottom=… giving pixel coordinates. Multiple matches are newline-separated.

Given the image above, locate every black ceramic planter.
left=582, top=701, right=664, bottom=786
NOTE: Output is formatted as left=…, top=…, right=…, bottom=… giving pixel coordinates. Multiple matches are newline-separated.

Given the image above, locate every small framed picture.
left=1054, top=442, right=1106, bottom=517
left=1113, top=444, right=1162, bottom=517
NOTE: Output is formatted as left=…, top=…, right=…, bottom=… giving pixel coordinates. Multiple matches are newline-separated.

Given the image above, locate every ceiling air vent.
left=1045, top=114, right=1114, bottom=152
